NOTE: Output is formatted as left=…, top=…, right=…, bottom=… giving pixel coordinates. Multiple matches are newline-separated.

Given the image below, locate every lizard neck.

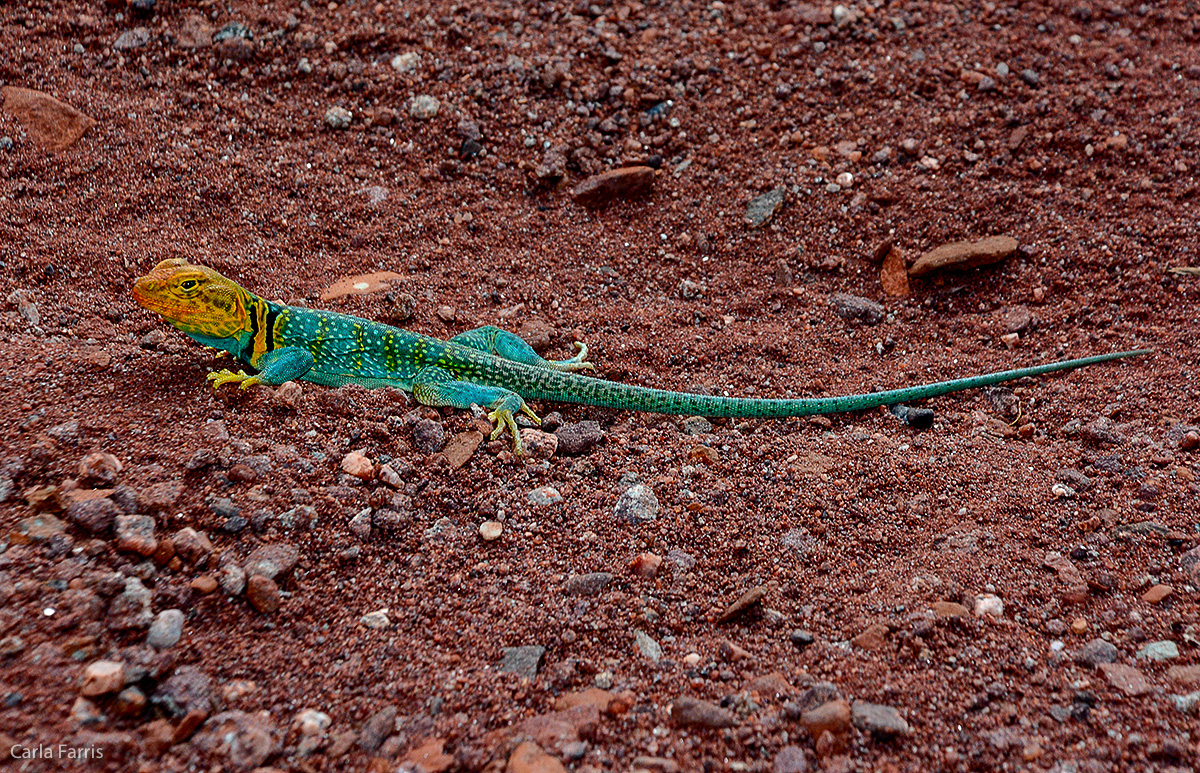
left=239, top=294, right=286, bottom=367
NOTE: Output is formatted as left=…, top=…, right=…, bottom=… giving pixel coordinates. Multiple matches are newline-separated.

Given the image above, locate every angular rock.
left=614, top=484, right=659, bottom=524
left=1, top=86, right=97, bottom=150
left=114, top=515, right=158, bottom=556
left=243, top=543, right=300, bottom=581
left=746, top=187, right=786, bottom=228
left=829, top=293, right=885, bottom=325
left=1076, top=638, right=1118, bottom=666
left=774, top=745, right=809, bottom=773
left=67, top=497, right=120, bottom=534
left=573, top=166, right=656, bottom=207
left=909, top=235, right=1019, bottom=278
left=173, top=527, right=213, bottom=566
left=851, top=701, right=910, bottom=737
left=670, top=696, right=738, bottom=728
left=439, top=430, right=483, bottom=469
left=152, top=666, right=214, bottom=718
left=80, top=660, right=125, bottom=696
left=191, top=710, right=279, bottom=770
left=499, top=645, right=545, bottom=679
left=1100, top=663, right=1152, bottom=696
left=107, top=577, right=153, bottom=631
left=554, top=421, right=605, bottom=455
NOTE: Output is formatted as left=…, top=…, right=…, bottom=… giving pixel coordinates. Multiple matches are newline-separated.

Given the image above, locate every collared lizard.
left=133, top=259, right=1149, bottom=455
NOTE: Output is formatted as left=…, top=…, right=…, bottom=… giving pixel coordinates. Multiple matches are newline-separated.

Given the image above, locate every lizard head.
left=133, top=259, right=253, bottom=339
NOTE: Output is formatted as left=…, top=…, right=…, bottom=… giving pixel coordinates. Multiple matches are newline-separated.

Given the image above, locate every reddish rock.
left=669, top=696, right=737, bottom=728
left=629, top=552, right=663, bottom=578
left=506, top=740, right=566, bottom=773
left=799, top=700, right=852, bottom=741
left=246, top=576, right=281, bottom=614
left=851, top=623, right=889, bottom=651
left=439, top=431, right=483, bottom=470
left=718, top=585, right=767, bottom=622
left=1100, top=663, right=1152, bottom=696
left=572, top=166, right=656, bottom=207
left=1142, top=584, right=1173, bottom=604
left=403, top=737, right=454, bottom=773
left=1, top=86, right=97, bottom=150
left=908, top=235, right=1019, bottom=278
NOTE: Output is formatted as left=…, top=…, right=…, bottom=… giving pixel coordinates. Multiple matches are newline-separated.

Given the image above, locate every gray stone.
left=851, top=701, right=910, bottom=737
left=528, top=486, right=563, bottom=506
left=681, top=416, right=713, bottom=435
left=565, top=572, right=614, bottom=596
left=243, top=543, right=300, bottom=581
left=499, top=645, right=545, bottom=679
left=147, top=609, right=185, bottom=650
left=1076, top=638, right=1118, bottom=666
left=1169, top=691, right=1200, bottom=716
left=411, top=418, right=446, bottom=454
left=746, top=187, right=786, bottom=228
left=829, top=292, right=885, bottom=325
left=67, top=497, right=119, bottom=534
left=107, top=577, right=153, bottom=631
left=409, top=95, right=440, bottom=119
left=358, top=704, right=397, bottom=752
left=152, top=666, right=214, bottom=718
left=614, top=483, right=659, bottom=524
left=1138, top=640, right=1180, bottom=661
left=324, top=106, right=352, bottom=129
left=554, top=421, right=605, bottom=455
left=635, top=630, right=662, bottom=663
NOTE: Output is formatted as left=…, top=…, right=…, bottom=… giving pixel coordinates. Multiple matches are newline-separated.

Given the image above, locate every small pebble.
left=246, top=575, right=281, bottom=613
left=80, top=660, right=125, bottom=696
left=974, top=593, right=1004, bottom=618
left=527, top=485, right=563, bottom=506
left=499, top=645, right=545, bottom=679
left=851, top=701, right=910, bottom=737
left=360, top=609, right=392, bottom=629
left=324, top=106, right=352, bottom=129
left=147, top=609, right=185, bottom=649
left=409, top=95, right=440, bottom=119
left=479, top=520, right=503, bottom=541
left=670, top=696, right=737, bottom=728
left=635, top=630, right=662, bottom=662
left=340, top=451, right=373, bottom=480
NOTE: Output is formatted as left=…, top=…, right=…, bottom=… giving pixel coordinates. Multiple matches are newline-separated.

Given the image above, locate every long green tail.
left=494, top=349, right=1151, bottom=418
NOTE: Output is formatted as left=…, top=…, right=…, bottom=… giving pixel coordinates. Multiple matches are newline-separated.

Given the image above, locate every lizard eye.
left=180, top=279, right=199, bottom=290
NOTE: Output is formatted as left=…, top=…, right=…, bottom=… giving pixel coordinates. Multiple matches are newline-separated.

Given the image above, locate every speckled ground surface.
left=1, top=1, right=1198, bottom=771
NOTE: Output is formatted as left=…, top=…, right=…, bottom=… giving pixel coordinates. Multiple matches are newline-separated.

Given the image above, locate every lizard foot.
left=487, top=402, right=541, bottom=457
left=549, top=342, right=595, bottom=372
left=207, top=369, right=264, bottom=390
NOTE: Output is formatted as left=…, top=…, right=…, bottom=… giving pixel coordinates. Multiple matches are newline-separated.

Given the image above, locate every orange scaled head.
left=132, top=259, right=252, bottom=339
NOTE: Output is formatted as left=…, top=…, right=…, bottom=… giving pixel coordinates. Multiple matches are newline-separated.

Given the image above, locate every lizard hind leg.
left=450, top=325, right=595, bottom=372
left=412, top=365, right=540, bottom=456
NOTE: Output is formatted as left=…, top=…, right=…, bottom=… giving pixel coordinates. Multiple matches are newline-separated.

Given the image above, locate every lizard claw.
left=548, top=341, right=595, bottom=372
left=487, top=403, right=541, bottom=457
left=207, top=369, right=263, bottom=390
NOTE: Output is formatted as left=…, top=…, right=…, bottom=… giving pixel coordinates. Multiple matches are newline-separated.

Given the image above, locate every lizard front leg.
left=412, top=365, right=539, bottom=456
left=450, top=325, right=594, bottom=372
left=208, top=346, right=316, bottom=390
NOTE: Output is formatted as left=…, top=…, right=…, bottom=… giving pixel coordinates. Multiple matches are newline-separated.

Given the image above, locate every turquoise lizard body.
left=133, top=259, right=1149, bottom=455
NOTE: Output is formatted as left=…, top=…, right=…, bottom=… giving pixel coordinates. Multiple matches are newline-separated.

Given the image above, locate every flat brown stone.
left=2, top=86, right=97, bottom=150
left=1166, top=665, right=1200, bottom=686
left=572, top=166, right=656, bottom=207
left=438, top=430, right=484, bottom=470
left=1141, top=584, right=1173, bottom=604
left=320, top=271, right=408, bottom=301
left=908, top=235, right=1018, bottom=278
left=717, top=585, right=766, bottom=622
left=1099, top=663, right=1152, bottom=696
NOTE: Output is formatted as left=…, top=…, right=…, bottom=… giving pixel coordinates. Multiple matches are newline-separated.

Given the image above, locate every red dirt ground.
left=1, top=1, right=1198, bottom=771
